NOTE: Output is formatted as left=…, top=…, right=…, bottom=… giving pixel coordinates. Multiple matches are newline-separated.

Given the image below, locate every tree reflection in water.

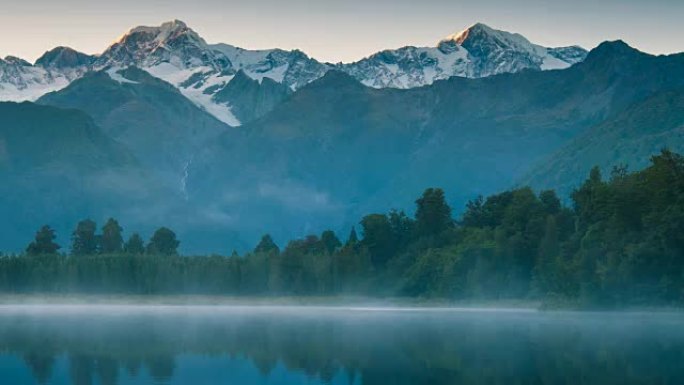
left=0, top=307, right=682, bottom=385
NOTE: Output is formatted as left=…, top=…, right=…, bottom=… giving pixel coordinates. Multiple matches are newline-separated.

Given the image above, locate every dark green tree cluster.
left=24, top=219, right=179, bottom=258
left=2, top=151, right=684, bottom=306
left=397, top=150, right=684, bottom=306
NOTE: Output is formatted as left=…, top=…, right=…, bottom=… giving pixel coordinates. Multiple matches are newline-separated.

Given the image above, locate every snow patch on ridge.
left=540, top=55, right=571, bottom=71
left=106, top=68, right=139, bottom=84
left=146, top=63, right=240, bottom=126
left=0, top=64, right=71, bottom=101
left=211, top=44, right=292, bottom=85
left=0, top=78, right=69, bottom=101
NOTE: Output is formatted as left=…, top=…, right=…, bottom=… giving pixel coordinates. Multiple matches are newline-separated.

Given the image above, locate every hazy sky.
left=2, top=0, right=682, bottom=63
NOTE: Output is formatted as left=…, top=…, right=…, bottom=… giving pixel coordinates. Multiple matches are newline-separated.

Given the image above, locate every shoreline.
left=0, top=293, right=538, bottom=308
left=0, top=294, right=682, bottom=313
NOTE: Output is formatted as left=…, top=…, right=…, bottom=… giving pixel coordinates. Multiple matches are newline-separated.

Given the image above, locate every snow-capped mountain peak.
left=114, top=19, right=199, bottom=49
left=0, top=48, right=90, bottom=102
left=125, top=19, right=190, bottom=41
left=101, top=19, right=224, bottom=69
left=446, top=22, right=545, bottom=56
left=339, top=22, right=588, bottom=89
left=97, top=20, right=245, bottom=125
left=444, top=23, right=527, bottom=46
left=0, top=20, right=589, bottom=124
left=446, top=22, right=497, bottom=44
left=98, top=21, right=330, bottom=125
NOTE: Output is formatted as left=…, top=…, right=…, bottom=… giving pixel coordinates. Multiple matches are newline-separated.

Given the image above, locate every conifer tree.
left=100, top=218, right=124, bottom=254
left=320, top=230, right=341, bottom=254
left=415, top=188, right=453, bottom=237
left=26, top=225, right=60, bottom=255
left=71, top=219, right=98, bottom=256
left=124, top=233, right=145, bottom=255
left=346, top=227, right=359, bottom=246
left=146, top=227, right=180, bottom=256
left=254, top=234, right=279, bottom=254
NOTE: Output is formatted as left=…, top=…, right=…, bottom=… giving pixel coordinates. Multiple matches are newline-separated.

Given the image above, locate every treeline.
left=1, top=150, right=684, bottom=306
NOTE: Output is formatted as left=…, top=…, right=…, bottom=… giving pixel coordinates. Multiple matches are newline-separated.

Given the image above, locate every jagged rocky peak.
left=1, top=19, right=593, bottom=121
left=3, top=56, right=32, bottom=67
left=100, top=19, right=228, bottom=69
left=450, top=22, right=587, bottom=75
left=35, top=47, right=94, bottom=69
left=444, top=23, right=532, bottom=49
left=444, top=22, right=547, bottom=59
left=117, top=19, right=196, bottom=45
left=443, top=22, right=589, bottom=60
left=447, top=23, right=498, bottom=44
left=339, top=22, right=588, bottom=89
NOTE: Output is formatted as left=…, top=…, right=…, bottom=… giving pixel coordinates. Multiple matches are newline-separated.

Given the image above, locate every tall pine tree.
left=146, top=227, right=180, bottom=256
left=415, top=188, right=453, bottom=237
left=71, top=219, right=98, bottom=256
left=26, top=225, right=60, bottom=255
left=100, top=218, right=123, bottom=254
left=124, top=233, right=145, bottom=255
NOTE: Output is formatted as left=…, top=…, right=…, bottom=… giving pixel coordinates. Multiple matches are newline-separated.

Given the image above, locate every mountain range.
left=1, top=20, right=683, bottom=254
left=1, top=20, right=586, bottom=125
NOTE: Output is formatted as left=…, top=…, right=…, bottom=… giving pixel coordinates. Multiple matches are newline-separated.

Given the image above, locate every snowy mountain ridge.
left=0, top=48, right=92, bottom=101
left=345, top=22, right=587, bottom=88
left=0, top=20, right=588, bottom=125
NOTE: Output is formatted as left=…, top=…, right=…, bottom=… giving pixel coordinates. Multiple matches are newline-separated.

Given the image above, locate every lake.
left=0, top=305, right=682, bottom=384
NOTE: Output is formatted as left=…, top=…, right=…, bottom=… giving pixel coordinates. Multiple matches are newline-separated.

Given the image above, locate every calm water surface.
left=0, top=305, right=682, bottom=385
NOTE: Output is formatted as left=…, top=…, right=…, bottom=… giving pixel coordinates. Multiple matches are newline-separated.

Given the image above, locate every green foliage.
left=320, top=230, right=341, bottom=255
left=360, top=214, right=394, bottom=269
left=345, top=227, right=358, bottom=246
left=26, top=225, right=60, bottom=255
left=124, top=233, right=145, bottom=255
left=415, top=188, right=452, bottom=237
left=71, top=219, right=98, bottom=256
left=100, top=218, right=123, bottom=254
left=388, top=210, right=414, bottom=250
left=533, top=215, right=561, bottom=296
left=146, top=228, right=180, bottom=256
left=254, top=234, right=279, bottom=254
left=4, top=150, right=684, bottom=307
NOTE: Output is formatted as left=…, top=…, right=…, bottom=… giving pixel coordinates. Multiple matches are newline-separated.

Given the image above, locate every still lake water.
left=0, top=305, right=682, bottom=385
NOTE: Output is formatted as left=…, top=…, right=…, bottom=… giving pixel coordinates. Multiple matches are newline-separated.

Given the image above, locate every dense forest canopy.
left=2, top=150, right=684, bottom=307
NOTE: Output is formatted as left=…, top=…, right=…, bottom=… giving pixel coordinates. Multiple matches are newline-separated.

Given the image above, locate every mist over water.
left=0, top=305, right=683, bottom=385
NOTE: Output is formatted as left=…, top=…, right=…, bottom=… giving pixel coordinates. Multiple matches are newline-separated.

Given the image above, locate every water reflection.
left=0, top=306, right=683, bottom=385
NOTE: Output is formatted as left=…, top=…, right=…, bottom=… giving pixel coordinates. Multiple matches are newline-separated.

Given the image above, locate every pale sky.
left=1, top=0, right=683, bottom=64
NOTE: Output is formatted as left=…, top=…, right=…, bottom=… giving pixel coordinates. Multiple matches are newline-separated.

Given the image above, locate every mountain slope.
left=523, top=85, right=684, bottom=196
left=98, top=20, right=327, bottom=126
left=0, top=102, right=136, bottom=172
left=38, top=67, right=230, bottom=183
left=0, top=102, right=149, bottom=251
left=211, top=70, right=293, bottom=122
left=185, top=42, right=684, bottom=245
